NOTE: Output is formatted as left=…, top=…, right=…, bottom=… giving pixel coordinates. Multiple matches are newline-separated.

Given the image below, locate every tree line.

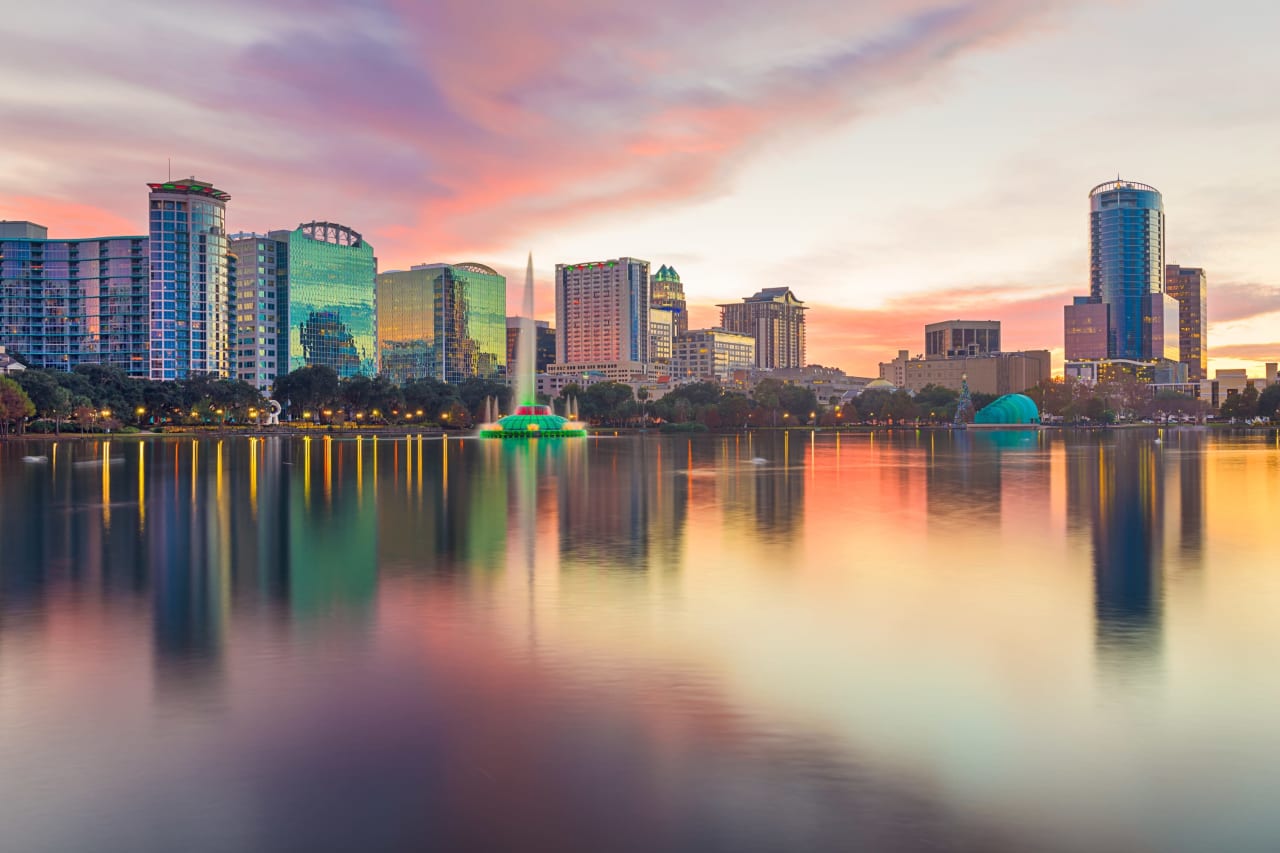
left=4, top=364, right=1277, bottom=437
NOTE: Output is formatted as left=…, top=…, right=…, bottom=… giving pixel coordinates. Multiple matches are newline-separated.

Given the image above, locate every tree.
left=1219, top=387, right=1258, bottom=421
left=14, top=369, right=72, bottom=433
left=580, top=382, right=634, bottom=424
left=402, top=377, right=458, bottom=421
left=0, top=377, right=36, bottom=436
left=1257, top=384, right=1280, bottom=421
left=273, top=366, right=340, bottom=419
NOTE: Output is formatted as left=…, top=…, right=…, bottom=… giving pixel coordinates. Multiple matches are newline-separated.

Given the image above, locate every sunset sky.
left=2, top=0, right=1277, bottom=376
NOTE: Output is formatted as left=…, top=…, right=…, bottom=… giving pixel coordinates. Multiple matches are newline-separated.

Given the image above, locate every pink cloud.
left=0, top=0, right=1065, bottom=269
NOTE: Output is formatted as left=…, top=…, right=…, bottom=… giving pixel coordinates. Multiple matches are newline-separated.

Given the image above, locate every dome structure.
left=974, top=393, right=1040, bottom=425
left=861, top=378, right=897, bottom=393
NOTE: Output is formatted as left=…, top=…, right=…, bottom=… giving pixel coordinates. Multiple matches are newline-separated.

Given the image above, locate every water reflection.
left=0, top=430, right=1276, bottom=851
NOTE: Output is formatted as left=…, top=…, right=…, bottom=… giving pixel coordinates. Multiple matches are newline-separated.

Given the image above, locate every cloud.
left=0, top=0, right=1066, bottom=268
left=1209, top=343, right=1280, bottom=362
left=1207, top=282, right=1280, bottom=324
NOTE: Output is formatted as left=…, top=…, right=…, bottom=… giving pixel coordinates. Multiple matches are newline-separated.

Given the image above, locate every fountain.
left=480, top=254, right=587, bottom=439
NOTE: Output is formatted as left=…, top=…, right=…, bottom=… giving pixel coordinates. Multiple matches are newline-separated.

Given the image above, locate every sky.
left=1, top=0, right=1277, bottom=377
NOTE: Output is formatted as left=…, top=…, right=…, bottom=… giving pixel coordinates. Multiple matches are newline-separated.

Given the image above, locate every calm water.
left=2, top=430, right=1279, bottom=852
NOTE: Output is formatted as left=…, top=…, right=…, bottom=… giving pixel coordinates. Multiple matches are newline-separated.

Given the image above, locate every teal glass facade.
left=376, top=263, right=506, bottom=384
left=284, top=223, right=376, bottom=377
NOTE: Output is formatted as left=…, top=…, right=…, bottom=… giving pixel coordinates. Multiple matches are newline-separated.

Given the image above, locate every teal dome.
left=974, top=393, right=1040, bottom=425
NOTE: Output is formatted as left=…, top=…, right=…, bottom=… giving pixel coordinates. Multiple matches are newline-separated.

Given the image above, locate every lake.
left=1, top=429, right=1279, bottom=852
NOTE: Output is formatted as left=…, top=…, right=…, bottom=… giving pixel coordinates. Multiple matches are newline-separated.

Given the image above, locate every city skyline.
left=2, top=2, right=1278, bottom=377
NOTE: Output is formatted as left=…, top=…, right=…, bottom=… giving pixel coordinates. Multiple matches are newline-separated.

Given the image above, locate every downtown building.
left=671, top=328, right=755, bottom=382
left=1063, top=179, right=1181, bottom=384
left=551, top=257, right=650, bottom=381
left=878, top=319, right=1050, bottom=396
left=1164, top=264, right=1208, bottom=381
left=228, top=232, right=289, bottom=391
left=376, top=263, right=506, bottom=384
left=651, top=264, right=688, bottom=335
left=0, top=221, right=150, bottom=376
left=229, top=221, right=377, bottom=388
left=718, top=287, right=807, bottom=369
left=505, top=317, right=555, bottom=376
left=147, top=178, right=233, bottom=379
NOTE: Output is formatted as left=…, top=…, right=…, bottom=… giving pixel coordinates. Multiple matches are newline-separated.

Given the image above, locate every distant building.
left=0, top=221, right=150, bottom=377
left=284, top=222, right=377, bottom=377
left=147, top=178, right=232, bottom=379
left=505, top=317, right=555, bottom=375
left=554, top=257, right=650, bottom=373
left=1088, top=179, right=1166, bottom=360
left=1061, top=179, right=1181, bottom=381
left=377, top=263, right=506, bottom=384
left=761, top=365, right=874, bottom=401
left=718, top=287, right=807, bottom=369
left=881, top=348, right=1051, bottom=396
left=228, top=232, right=289, bottom=392
left=925, top=320, right=1000, bottom=359
left=649, top=306, right=678, bottom=366
left=1065, top=359, right=1187, bottom=386
left=671, top=328, right=755, bottom=382
left=1165, top=265, right=1208, bottom=381
left=1064, top=299, right=1109, bottom=360
left=651, top=264, right=688, bottom=335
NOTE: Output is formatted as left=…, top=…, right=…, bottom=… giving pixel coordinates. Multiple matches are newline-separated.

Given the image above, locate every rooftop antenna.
left=168, top=158, right=172, bottom=181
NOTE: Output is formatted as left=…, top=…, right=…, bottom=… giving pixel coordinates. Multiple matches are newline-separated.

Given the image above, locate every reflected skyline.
left=0, top=430, right=1275, bottom=852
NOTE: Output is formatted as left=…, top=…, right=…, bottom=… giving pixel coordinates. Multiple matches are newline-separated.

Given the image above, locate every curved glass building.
left=1089, top=180, right=1165, bottom=360
left=283, top=222, right=377, bottom=378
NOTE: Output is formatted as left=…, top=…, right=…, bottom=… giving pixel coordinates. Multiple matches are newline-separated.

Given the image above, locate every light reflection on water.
left=1, top=430, right=1279, bottom=851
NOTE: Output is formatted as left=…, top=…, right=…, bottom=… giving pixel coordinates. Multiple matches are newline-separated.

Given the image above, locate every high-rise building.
left=505, top=317, right=555, bottom=374
left=554, top=257, right=650, bottom=369
left=376, top=263, right=506, bottom=384
left=147, top=178, right=232, bottom=379
left=718, top=287, right=807, bottom=369
left=283, top=222, right=377, bottom=377
left=672, top=328, right=755, bottom=381
left=651, top=264, right=688, bottom=335
left=1088, top=179, right=1166, bottom=360
left=925, top=320, right=1000, bottom=359
left=649, top=306, right=677, bottom=367
left=0, top=221, right=150, bottom=376
left=228, top=232, right=289, bottom=391
left=1165, top=265, right=1208, bottom=381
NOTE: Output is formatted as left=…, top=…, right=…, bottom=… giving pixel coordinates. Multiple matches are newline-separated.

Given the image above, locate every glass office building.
left=147, top=178, right=232, bottom=379
left=0, top=221, right=150, bottom=375
left=228, top=232, right=289, bottom=391
left=376, top=263, right=506, bottom=384
left=284, top=222, right=376, bottom=378
left=1089, top=179, right=1165, bottom=360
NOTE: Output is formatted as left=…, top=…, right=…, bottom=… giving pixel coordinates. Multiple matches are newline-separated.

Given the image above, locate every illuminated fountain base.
left=480, top=405, right=586, bottom=438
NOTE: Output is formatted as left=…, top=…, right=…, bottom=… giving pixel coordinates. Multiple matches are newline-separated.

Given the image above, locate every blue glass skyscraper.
left=147, top=178, right=232, bottom=379
left=1089, top=179, right=1165, bottom=360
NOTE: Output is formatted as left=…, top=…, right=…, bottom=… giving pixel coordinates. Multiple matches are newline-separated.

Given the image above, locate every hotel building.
left=554, top=257, right=650, bottom=372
